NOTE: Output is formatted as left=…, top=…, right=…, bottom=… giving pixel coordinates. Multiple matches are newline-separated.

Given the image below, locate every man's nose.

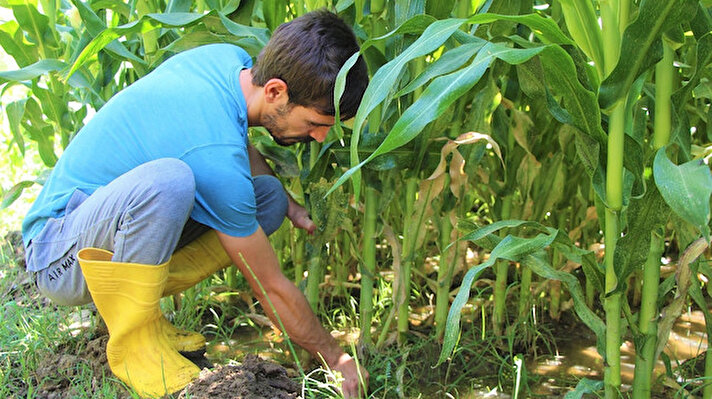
left=309, top=126, right=330, bottom=143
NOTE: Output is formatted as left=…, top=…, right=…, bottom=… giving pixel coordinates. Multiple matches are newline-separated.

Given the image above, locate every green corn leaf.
left=360, top=14, right=437, bottom=51
left=263, top=0, right=287, bottom=32
left=396, top=41, right=484, bottom=97
left=165, top=0, right=192, bottom=13
left=573, top=129, right=607, bottom=205
left=394, top=0, right=426, bottom=26
left=438, top=232, right=558, bottom=364
left=341, top=17, right=466, bottom=198
left=426, top=0, right=455, bottom=19
left=459, top=219, right=551, bottom=243
left=218, top=13, right=270, bottom=46
left=32, top=127, right=58, bottom=167
left=11, top=2, right=58, bottom=51
left=146, top=12, right=214, bottom=26
left=160, top=30, right=225, bottom=53
left=672, top=33, right=712, bottom=108
left=437, top=262, right=489, bottom=364
left=599, top=0, right=697, bottom=110
left=653, top=148, right=712, bottom=240
left=0, top=58, right=94, bottom=91
left=331, top=52, right=361, bottom=142
left=531, top=153, right=565, bottom=221
left=0, top=59, right=64, bottom=84
left=66, top=10, right=267, bottom=80
left=350, top=17, right=466, bottom=146
left=466, top=13, right=574, bottom=45
left=335, top=0, right=353, bottom=12
left=459, top=219, right=605, bottom=355
left=564, top=378, right=604, bottom=399
left=0, top=20, right=37, bottom=67
left=516, top=153, right=541, bottom=199
left=539, top=45, right=606, bottom=145
left=558, top=0, right=604, bottom=76
left=1, top=181, right=36, bottom=209
left=338, top=13, right=571, bottom=199
left=71, top=0, right=145, bottom=65
left=330, top=42, right=545, bottom=196
left=6, top=100, right=27, bottom=156
left=32, top=84, right=67, bottom=127
left=613, top=186, right=670, bottom=287
left=21, top=99, right=57, bottom=167
left=251, top=135, right=300, bottom=178
left=524, top=252, right=606, bottom=360
left=92, top=0, right=132, bottom=17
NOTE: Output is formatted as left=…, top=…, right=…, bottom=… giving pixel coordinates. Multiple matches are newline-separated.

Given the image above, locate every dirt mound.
left=179, top=354, right=300, bottom=399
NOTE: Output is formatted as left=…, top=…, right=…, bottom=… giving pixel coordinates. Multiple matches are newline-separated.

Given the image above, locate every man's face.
left=261, top=104, right=335, bottom=146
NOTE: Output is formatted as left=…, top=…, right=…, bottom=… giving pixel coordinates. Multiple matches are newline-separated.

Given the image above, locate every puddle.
left=530, top=309, right=708, bottom=394
left=207, top=326, right=297, bottom=366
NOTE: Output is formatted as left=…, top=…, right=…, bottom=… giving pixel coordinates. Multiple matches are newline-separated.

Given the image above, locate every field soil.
left=34, top=331, right=300, bottom=398
left=179, top=354, right=300, bottom=399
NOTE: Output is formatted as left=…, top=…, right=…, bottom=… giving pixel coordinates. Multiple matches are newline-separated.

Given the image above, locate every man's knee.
left=253, top=175, right=288, bottom=235
left=141, top=159, right=195, bottom=202
left=129, top=159, right=196, bottom=219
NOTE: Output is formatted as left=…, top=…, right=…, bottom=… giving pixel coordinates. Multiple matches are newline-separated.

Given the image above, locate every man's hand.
left=287, top=199, right=316, bottom=234
left=332, top=353, right=369, bottom=398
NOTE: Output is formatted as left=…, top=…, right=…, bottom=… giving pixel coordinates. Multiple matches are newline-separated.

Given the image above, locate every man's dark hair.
left=251, top=10, right=368, bottom=120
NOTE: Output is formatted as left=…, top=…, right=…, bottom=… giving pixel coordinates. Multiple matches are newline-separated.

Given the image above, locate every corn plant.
left=4, top=0, right=712, bottom=397
left=331, top=0, right=711, bottom=396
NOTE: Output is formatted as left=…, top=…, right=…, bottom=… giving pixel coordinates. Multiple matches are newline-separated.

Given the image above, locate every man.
left=21, top=10, right=369, bottom=398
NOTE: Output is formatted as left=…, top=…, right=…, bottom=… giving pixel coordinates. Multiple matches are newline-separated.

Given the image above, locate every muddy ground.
left=34, top=332, right=300, bottom=399
left=179, top=354, right=300, bottom=399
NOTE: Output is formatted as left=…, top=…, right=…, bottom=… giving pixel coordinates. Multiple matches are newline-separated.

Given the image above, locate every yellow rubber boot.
left=78, top=248, right=199, bottom=398
left=159, top=315, right=206, bottom=353
left=164, top=230, right=232, bottom=297
left=160, top=230, right=231, bottom=352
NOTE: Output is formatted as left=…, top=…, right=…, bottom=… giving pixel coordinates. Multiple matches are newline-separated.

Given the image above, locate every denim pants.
left=25, top=158, right=288, bottom=306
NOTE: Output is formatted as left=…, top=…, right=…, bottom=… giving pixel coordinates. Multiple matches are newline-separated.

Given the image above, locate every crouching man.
left=22, top=10, right=369, bottom=398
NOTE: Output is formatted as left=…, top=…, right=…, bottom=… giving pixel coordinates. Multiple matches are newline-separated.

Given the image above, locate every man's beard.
left=261, top=104, right=311, bottom=146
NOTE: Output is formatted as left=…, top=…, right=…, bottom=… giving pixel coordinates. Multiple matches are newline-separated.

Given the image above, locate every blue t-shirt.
left=22, top=44, right=259, bottom=247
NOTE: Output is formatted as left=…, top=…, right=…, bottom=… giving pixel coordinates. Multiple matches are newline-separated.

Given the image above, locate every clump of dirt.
left=179, top=354, right=300, bottom=399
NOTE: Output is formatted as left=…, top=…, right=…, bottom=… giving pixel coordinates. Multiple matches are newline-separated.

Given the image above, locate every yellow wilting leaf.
left=455, top=131, right=505, bottom=169
left=449, top=149, right=467, bottom=200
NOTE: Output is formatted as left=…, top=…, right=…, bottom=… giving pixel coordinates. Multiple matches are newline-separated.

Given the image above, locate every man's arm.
left=247, top=144, right=315, bottom=233
left=216, top=228, right=368, bottom=397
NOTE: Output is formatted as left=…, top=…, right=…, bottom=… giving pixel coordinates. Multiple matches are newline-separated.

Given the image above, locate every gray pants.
left=25, top=158, right=288, bottom=306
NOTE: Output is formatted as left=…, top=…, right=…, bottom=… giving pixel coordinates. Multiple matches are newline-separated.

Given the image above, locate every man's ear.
left=263, top=78, right=289, bottom=105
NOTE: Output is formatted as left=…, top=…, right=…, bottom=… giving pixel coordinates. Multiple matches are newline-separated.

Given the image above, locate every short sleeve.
left=181, top=144, right=259, bottom=237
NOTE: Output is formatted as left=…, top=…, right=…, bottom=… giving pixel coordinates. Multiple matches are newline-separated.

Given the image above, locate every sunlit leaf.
left=599, top=0, right=697, bottom=109
left=6, top=100, right=27, bottom=156
left=396, top=41, right=484, bottom=97
left=1, top=181, right=35, bottom=209
left=653, top=148, right=712, bottom=240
